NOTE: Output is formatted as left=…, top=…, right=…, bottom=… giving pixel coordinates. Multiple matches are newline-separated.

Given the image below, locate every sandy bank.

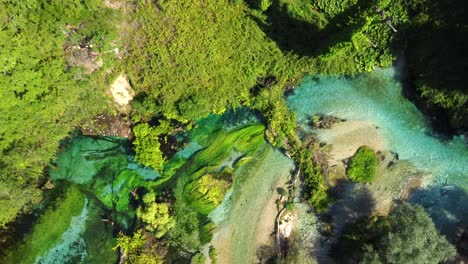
left=253, top=175, right=288, bottom=252
left=317, top=120, right=385, bottom=165
left=211, top=146, right=294, bottom=264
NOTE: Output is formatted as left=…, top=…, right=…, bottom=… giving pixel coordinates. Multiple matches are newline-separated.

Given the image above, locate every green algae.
left=2, top=186, right=86, bottom=264
left=176, top=124, right=266, bottom=215
left=6, top=108, right=282, bottom=263
left=81, top=200, right=118, bottom=264
left=49, top=136, right=161, bottom=226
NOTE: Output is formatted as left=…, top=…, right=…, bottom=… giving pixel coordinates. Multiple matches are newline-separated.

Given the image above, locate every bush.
left=209, top=245, right=218, bottom=264
left=347, top=146, right=378, bottom=183
left=294, top=143, right=331, bottom=212
left=133, top=122, right=171, bottom=170
left=136, top=192, right=175, bottom=238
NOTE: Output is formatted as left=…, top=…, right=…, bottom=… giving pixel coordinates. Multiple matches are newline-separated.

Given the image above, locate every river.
left=287, top=66, right=468, bottom=239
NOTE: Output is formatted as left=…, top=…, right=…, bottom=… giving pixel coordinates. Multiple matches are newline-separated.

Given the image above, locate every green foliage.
left=133, top=122, right=171, bottom=170
left=114, top=230, right=163, bottom=264
left=124, top=0, right=310, bottom=128
left=191, top=252, right=207, bottom=264
left=209, top=245, right=218, bottom=264
left=294, top=142, right=330, bottom=212
left=312, top=0, right=358, bottom=18
left=167, top=202, right=202, bottom=253
left=347, top=146, right=378, bottom=183
left=335, top=203, right=457, bottom=264
left=114, top=230, right=146, bottom=257
left=259, top=0, right=272, bottom=11
left=137, top=192, right=175, bottom=238
left=0, top=0, right=117, bottom=226
left=404, top=0, right=468, bottom=132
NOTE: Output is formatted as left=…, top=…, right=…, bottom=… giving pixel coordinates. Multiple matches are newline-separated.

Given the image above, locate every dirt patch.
left=110, top=74, right=134, bottom=108
left=104, top=0, right=122, bottom=9
left=64, top=46, right=103, bottom=74
left=80, top=114, right=133, bottom=138
left=278, top=212, right=294, bottom=239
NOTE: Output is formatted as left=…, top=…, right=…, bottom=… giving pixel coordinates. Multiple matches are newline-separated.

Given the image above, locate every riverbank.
left=316, top=120, right=385, bottom=166
left=211, top=145, right=294, bottom=263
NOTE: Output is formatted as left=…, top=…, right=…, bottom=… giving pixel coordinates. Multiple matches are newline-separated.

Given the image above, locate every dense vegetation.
left=335, top=203, right=457, bottom=264
left=123, top=0, right=305, bottom=123
left=0, top=0, right=117, bottom=227
left=347, top=146, right=378, bottom=183
left=1, top=0, right=466, bottom=262
left=403, top=0, right=468, bottom=133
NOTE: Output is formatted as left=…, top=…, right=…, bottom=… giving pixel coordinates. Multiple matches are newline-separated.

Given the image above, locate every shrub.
left=133, top=122, right=171, bottom=170
left=347, top=146, right=378, bottom=183
left=136, top=192, right=175, bottom=238
left=209, top=245, right=218, bottom=264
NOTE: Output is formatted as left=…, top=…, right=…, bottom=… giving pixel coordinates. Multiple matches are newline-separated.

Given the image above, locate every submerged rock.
left=308, top=114, right=346, bottom=129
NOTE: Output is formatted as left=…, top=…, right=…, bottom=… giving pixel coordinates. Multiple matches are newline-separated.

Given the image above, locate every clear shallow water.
left=287, top=67, right=468, bottom=238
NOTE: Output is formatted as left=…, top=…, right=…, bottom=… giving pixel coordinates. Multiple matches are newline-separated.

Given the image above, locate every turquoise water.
left=287, top=67, right=468, bottom=238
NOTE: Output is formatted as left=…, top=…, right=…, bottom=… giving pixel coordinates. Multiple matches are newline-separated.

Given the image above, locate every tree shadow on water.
left=328, top=181, right=375, bottom=237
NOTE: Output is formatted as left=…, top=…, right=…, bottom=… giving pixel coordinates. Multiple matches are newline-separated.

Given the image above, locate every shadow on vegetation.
left=410, top=185, right=468, bottom=245
left=249, top=0, right=321, bottom=56
left=288, top=180, right=376, bottom=264
left=256, top=244, right=277, bottom=264
left=250, top=0, right=373, bottom=57
left=400, top=0, right=468, bottom=134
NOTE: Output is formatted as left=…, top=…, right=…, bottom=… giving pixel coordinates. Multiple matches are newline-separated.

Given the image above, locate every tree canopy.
left=0, top=0, right=117, bottom=227
left=335, top=203, right=457, bottom=264
left=136, top=192, right=175, bottom=238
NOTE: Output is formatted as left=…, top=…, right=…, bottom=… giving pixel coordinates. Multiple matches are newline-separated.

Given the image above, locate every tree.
left=335, top=202, right=457, bottom=264
left=362, top=203, right=456, bottom=263
left=133, top=122, right=171, bottom=170
left=0, top=0, right=116, bottom=227
left=137, top=192, right=175, bottom=238
left=114, top=230, right=163, bottom=264
left=167, top=202, right=202, bottom=253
